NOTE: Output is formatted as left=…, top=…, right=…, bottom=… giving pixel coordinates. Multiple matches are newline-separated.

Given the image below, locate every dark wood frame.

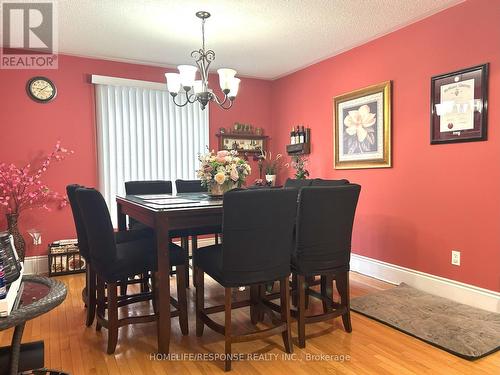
left=430, top=64, right=489, bottom=144
left=26, top=76, right=57, bottom=103
left=216, top=133, right=268, bottom=155
left=116, top=194, right=223, bottom=354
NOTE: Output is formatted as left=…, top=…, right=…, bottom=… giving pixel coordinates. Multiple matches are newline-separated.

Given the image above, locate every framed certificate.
left=430, top=64, right=488, bottom=144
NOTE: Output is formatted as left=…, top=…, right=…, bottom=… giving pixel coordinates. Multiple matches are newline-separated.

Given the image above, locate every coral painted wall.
left=0, top=54, right=271, bottom=256
left=270, top=0, right=500, bottom=291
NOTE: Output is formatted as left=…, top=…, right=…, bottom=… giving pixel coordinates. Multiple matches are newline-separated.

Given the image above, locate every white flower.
left=344, top=104, right=376, bottom=142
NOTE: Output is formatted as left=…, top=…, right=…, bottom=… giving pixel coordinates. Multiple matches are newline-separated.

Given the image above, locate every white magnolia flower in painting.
left=344, top=104, right=376, bottom=142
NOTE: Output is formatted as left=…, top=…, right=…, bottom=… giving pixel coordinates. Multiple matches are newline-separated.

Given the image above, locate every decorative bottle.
left=290, top=127, right=295, bottom=145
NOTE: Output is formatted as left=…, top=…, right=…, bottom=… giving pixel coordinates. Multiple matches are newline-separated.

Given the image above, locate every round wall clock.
left=26, top=77, right=57, bottom=103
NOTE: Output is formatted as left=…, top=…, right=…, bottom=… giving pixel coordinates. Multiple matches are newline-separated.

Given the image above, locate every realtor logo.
left=1, top=1, right=58, bottom=69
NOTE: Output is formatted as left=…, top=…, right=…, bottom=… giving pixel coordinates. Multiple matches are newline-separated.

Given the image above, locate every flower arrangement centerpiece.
left=197, top=150, right=251, bottom=196
left=0, top=142, right=72, bottom=260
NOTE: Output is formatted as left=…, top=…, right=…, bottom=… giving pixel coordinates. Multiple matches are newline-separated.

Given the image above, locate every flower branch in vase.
left=0, top=141, right=73, bottom=260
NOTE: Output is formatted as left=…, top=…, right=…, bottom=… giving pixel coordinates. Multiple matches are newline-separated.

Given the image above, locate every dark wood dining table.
left=116, top=192, right=223, bottom=354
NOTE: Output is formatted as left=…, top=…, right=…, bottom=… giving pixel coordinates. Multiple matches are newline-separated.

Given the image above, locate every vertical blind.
left=94, top=82, right=209, bottom=225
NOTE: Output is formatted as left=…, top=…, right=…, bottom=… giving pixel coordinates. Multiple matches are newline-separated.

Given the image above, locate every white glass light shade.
left=165, top=73, right=181, bottom=93
left=193, top=80, right=204, bottom=94
left=178, top=65, right=197, bottom=87
left=228, top=77, right=240, bottom=98
left=217, top=68, right=237, bottom=91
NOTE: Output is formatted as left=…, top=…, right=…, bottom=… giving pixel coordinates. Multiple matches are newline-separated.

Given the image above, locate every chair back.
left=175, top=179, right=207, bottom=193
left=311, top=178, right=349, bottom=186
left=75, top=187, right=118, bottom=268
left=124, top=180, right=172, bottom=195
left=221, top=189, right=298, bottom=285
left=294, top=185, right=361, bottom=275
left=284, top=178, right=312, bottom=188
left=66, top=184, right=90, bottom=260
left=124, top=180, right=172, bottom=228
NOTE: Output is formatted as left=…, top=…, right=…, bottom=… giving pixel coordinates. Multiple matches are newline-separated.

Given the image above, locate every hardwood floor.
left=1, top=272, right=499, bottom=374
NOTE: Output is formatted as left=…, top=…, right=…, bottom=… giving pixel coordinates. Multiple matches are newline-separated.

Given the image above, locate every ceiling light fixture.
left=165, top=11, right=240, bottom=110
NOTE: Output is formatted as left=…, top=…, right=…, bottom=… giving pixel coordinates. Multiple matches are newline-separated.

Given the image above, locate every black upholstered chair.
left=194, top=189, right=297, bottom=371
left=284, top=178, right=312, bottom=188
left=124, top=180, right=172, bottom=230
left=175, top=179, right=222, bottom=287
left=175, top=179, right=208, bottom=193
left=124, top=180, right=173, bottom=195
left=75, top=187, right=188, bottom=354
left=310, top=178, right=349, bottom=186
left=66, top=184, right=151, bottom=327
left=292, top=185, right=360, bottom=348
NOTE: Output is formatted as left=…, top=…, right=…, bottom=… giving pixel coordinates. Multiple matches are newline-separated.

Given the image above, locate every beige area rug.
left=350, top=283, right=500, bottom=360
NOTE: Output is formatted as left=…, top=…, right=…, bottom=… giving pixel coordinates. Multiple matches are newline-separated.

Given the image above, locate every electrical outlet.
left=451, top=250, right=460, bottom=266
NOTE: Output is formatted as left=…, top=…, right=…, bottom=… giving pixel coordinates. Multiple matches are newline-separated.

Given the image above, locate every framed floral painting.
left=333, top=81, right=392, bottom=169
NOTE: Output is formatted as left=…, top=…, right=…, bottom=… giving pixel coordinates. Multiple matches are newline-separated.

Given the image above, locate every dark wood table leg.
left=117, top=201, right=127, bottom=231
left=155, top=215, right=171, bottom=354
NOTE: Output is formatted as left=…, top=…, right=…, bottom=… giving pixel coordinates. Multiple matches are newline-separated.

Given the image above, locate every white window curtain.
left=93, top=77, right=209, bottom=225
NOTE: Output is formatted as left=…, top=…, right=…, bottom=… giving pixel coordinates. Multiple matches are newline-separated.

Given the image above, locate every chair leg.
left=224, top=287, right=232, bottom=372
left=291, top=274, right=298, bottom=307
left=195, top=266, right=205, bottom=337
left=107, top=282, right=119, bottom=354
left=152, top=271, right=158, bottom=314
left=181, top=237, right=190, bottom=288
left=140, top=272, right=150, bottom=293
left=96, top=275, right=105, bottom=332
left=250, top=284, right=260, bottom=325
left=188, top=236, right=198, bottom=289
left=336, top=272, right=352, bottom=333
left=176, top=264, right=189, bottom=335
left=280, top=277, right=293, bottom=353
left=119, top=279, right=128, bottom=296
left=86, top=266, right=96, bottom=327
left=297, top=274, right=306, bottom=348
left=320, top=275, right=333, bottom=314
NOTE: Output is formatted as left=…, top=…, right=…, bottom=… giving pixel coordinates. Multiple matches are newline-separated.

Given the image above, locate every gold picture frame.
left=334, top=81, right=392, bottom=169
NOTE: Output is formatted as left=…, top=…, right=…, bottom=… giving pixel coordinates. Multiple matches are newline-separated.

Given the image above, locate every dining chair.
left=283, top=178, right=312, bottom=188
left=310, top=178, right=350, bottom=186
left=292, top=185, right=361, bottom=348
left=66, top=184, right=152, bottom=327
left=75, top=187, right=188, bottom=354
left=175, top=179, right=222, bottom=288
left=289, top=178, right=350, bottom=304
left=194, top=189, right=298, bottom=371
left=124, top=180, right=183, bottom=292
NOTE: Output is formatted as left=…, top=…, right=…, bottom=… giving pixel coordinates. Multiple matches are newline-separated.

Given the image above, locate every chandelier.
left=165, top=11, right=240, bottom=110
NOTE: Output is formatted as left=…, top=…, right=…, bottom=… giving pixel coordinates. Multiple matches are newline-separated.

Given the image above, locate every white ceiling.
left=56, top=0, right=463, bottom=80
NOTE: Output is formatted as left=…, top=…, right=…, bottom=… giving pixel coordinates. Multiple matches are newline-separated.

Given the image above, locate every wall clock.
left=26, top=77, right=57, bottom=103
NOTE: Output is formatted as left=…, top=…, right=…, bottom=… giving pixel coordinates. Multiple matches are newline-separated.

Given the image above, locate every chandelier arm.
left=218, top=98, right=234, bottom=110
left=211, top=91, right=228, bottom=106
left=171, top=94, right=193, bottom=107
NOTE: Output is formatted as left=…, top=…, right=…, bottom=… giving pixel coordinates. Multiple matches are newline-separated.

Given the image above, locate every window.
left=93, top=76, right=209, bottom=224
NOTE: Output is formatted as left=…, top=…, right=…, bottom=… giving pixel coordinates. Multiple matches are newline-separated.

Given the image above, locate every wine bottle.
left=290, top=127, right=295, bottom=145
left=295, top=126, right=300, bottom=144
left=299, top=126, right=305, bottom=143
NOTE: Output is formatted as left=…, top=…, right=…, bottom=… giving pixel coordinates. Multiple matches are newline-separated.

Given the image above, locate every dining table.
left=116, top=192, right=223, bottom=354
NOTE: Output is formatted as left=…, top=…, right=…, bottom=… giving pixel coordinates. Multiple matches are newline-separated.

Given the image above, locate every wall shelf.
left=286, top=142, right=310, bottom=155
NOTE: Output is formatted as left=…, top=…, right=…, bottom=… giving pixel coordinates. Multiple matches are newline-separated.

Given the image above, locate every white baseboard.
left=351, top=253, right=500, bottom=313
left=23, top=255, right=49, bottom=275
